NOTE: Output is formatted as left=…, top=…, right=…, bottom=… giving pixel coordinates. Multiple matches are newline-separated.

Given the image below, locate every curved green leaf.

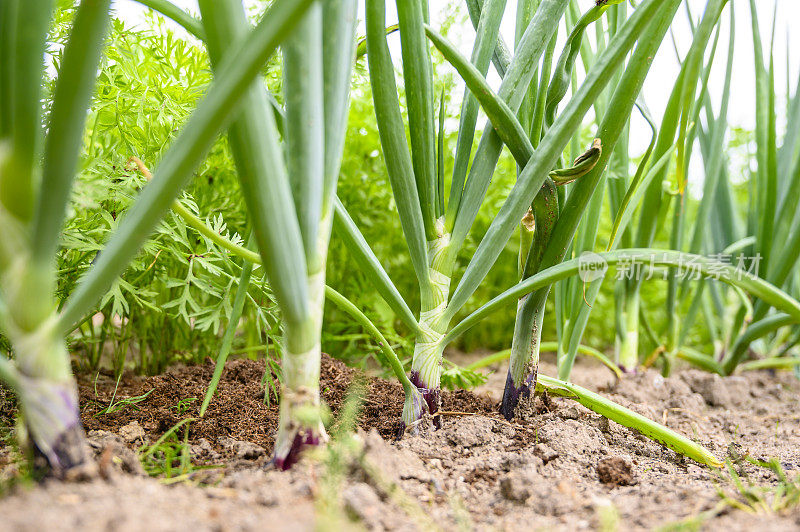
left=425, top=25, right=532, bottom=166
left=444, top=0, right=569, bottom=247
left=332, top=197, right=420, bottom=335
left=544, top=0, right=623, bottom=127
left=396, top=0, right=437, bottom=239
left=133, top=0, right=204, bottom=39
left=447, top=0, right=507, bottom=223
left=446, top=249, right=800, bottom=345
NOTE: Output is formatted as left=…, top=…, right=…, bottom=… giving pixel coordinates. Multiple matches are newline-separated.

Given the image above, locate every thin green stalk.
left=543, top=0, right=625, bottom=128
left=323, top=286, right=419, bottom=402
left=514, top=0, right=538, bottom=136
left=0, top=0, right=53, bottom=222
left=365, top=0, right=431, bottom=305
left=435, top=88, right=445, bottom=218
left=130, top=157, right=262, bottom=263
left=424, top=25, right=532, bottom=166
left=749, top=0, right=776, bottom=275
left=283, top=5, right=325, bottom=270
left=530, top=33, right=558, bottom=146
left=614, top=288, right=640, bottom=371
left=676, top=347, right=723, bottom=375
left=739, top=356, right=800, bottom=372
left=560, top=277, right=602, bottom=379
left=445, top=0, right=569, bottom=246
left=777, top=67, right=800, bottom=201
left=332, top=198, right=420, bottom=335
left=321, top=0, right=358, bottom=224
left=607, top=101, right=661, bottom=251
left=722, top=313, right=796, bottom=375
left=464, top=0, right=512, bottom=78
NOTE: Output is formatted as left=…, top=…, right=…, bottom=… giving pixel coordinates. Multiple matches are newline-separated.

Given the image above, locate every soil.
left=0, top=352, right=799, bottom=531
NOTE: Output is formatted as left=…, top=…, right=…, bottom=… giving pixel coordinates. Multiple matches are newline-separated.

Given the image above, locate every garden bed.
left=1, top=354, right=799, bottom=530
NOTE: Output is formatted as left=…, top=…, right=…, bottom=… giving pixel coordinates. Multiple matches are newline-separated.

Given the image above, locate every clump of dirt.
left=1, top=353, right=799, bottom=531
left=597, top=456, right=637, bottom=486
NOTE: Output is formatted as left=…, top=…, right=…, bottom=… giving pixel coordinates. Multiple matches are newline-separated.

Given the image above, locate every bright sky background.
left=113, top=0, right=798, bottom=186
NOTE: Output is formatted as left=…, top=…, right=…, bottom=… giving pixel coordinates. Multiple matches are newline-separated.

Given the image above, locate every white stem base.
left=273, top=342, right=329, bottom=469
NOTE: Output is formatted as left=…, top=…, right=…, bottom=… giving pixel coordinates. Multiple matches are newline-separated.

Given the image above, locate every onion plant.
left=193, top=0, right=359, bottom=469
left=499, top=0, right=682, bottom=417
left=0, top=0, right=315, bottom=476
left=1, top=1, right=112, bottom=475
left=344, top=0, right=686, bottom=429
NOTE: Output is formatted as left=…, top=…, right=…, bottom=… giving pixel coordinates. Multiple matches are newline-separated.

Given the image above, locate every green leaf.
left=537, top=374, right=723, bottom=467
left=0, top=0, right=54, bottom=221
left=364, top=0, right=430, bottom=302
left=722, top=313, right=796, bottom=375
left=446, top=0, right=507, bottom=225
left=283, top=5, right=325, bottom=269
left=446, top=249, right=800, bottom=346
left=396, top=0, right=437, bottom=240
left=200, top=235, right=254, bottom=417
left=445, top=0, right=569, bottom=258
left=322, top=0, right=359, bottom=214
left=332, top=197, right=420, bottom=335
left=425, top=25, right=532, bottom=167
left=33, top=0, right=112, bottom=265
